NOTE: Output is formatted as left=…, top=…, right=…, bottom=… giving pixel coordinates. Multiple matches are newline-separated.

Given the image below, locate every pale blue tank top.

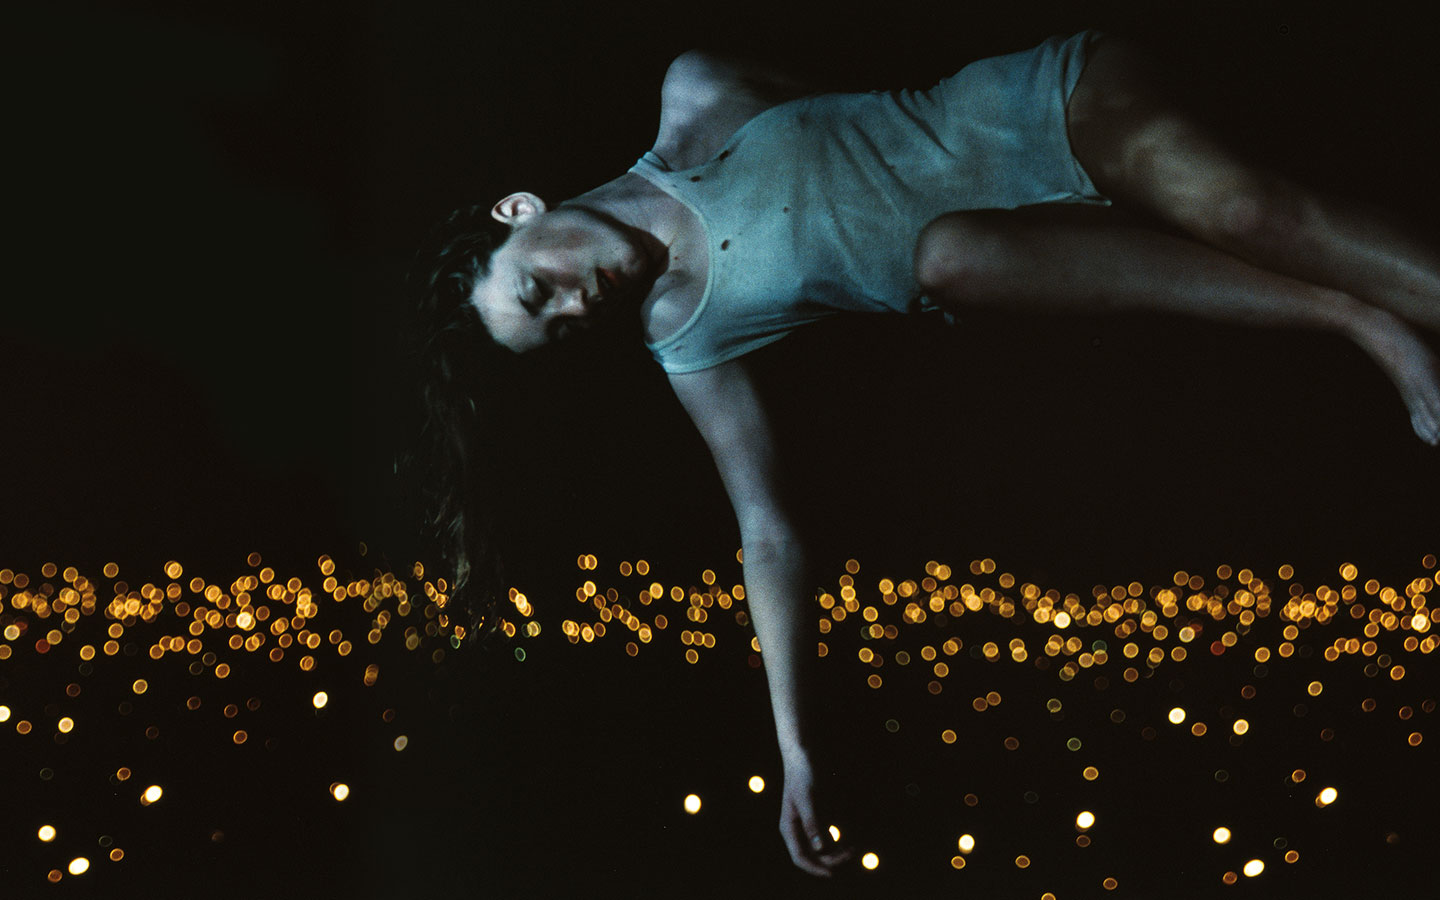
left=628, top=31, right=1109, bottom=374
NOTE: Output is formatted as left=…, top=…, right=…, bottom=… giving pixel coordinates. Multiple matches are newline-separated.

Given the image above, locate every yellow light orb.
left=1243, top=859, right=1264, bottom=877
left=1213, top=826, right=1231, bottom=844
left=683, top=793, right=701, bottom=814
left=330, top=783, right=350, bottom=801
left=747, top=776, right=765, bottom=793
left=141, top=785, right=163, bottom=805
left=0, top=706, right=9, bottom=723
left=1076, top=811, right=1095, bottom=829
left=312, top=691, right=329, bottom=709
left=1317, top=787, right=1338, bottom=806
left=958, top=834, right=975, bottom=853
left=861, top=852, right=879, bottom=870
left=828, top=825, right=841, bottom=842
left=393, top=735, right=409, bottom=752
left=57, top=717, right=74, bottom=734
left=1168, top=707, right=1186, bottom=725
left=1232, top=718, right=1250, bottom=735
left=67, top=857, right=90, bottom=876
left=38, top=825, right=56, bottom=842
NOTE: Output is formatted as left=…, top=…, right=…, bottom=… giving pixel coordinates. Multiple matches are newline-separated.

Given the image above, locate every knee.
left=913, top=212, right=1012, bottom=296
left=1205, top=177, right=1314, bottom=256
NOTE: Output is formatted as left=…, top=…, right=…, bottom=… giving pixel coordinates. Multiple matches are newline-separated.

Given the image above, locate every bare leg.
left=1066, top=37, right=1440, bottom=332
left=914, top=206, right=1440, bottom=443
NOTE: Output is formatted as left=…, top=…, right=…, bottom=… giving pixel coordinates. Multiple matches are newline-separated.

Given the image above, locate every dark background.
left=4, top=1, right=1437, bottom=897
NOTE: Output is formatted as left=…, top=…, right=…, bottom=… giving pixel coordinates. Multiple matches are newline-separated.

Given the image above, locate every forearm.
left=740, top=526, right=820, bottom=765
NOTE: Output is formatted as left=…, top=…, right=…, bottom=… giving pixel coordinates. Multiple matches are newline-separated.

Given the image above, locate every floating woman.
left=410, top=31, right=1438, bottom=876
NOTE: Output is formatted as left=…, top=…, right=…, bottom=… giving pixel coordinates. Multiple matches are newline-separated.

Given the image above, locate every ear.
left=491, top=192, right=547, bottom=226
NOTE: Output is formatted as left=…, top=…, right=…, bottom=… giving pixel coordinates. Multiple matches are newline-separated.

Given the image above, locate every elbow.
left=739, top=517, right=803, bottom=562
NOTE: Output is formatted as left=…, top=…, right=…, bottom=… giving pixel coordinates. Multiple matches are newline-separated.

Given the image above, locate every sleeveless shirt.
left=628, top=31, right=1110, bottom=374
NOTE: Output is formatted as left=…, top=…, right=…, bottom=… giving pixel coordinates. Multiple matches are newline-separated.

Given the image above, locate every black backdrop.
left=6, top=1, right=1438, bottom=897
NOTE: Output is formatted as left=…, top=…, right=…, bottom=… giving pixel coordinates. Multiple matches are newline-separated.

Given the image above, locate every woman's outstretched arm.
left=668, top=359, right=854, bottom=877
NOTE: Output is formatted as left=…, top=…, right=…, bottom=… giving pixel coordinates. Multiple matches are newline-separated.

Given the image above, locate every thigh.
left=1065, top=37, right=1285, bottom=240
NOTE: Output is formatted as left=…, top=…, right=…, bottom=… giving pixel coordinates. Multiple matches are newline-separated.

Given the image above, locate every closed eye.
left=518, top=276, right=549, bottom=317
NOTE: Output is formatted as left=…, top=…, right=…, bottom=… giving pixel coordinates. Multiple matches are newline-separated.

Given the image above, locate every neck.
left=563, top=174, right=676, bottom=276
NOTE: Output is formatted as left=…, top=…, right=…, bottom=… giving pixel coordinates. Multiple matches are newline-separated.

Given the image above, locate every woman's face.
left=471, top=193, right=649, bottom=353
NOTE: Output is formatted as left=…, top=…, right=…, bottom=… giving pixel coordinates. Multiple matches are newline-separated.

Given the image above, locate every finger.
left=799, top=816, right=848, bottom=873
left=818, top=846, right=855, bottom=867
left=780, top=809, right=834, bottom=877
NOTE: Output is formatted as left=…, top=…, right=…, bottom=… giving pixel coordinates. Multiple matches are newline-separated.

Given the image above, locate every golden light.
left=683, top=794, right=701, bottom=814
left=958, top=834, right=975, bottom=853
left=312, top=691, right=329, bottom=709
left=394, top=735, right=409, bottom=752
left=1076, top=811, right=1095, bottom=830
left=1168, top=707, right=1186, bottom=724
left=1213, top=826, right=1231, bottom=844
left=0, top=706, right=9, bottom=723
left=747, top=776, right=765, bottom=793
left=38, top=825, right=56, bottom=842
left=828, top=825, right=841, bottom=842
left=1243, top=859, right=1265, bottom=877
left=1317, top=787, right=1338, bottom=807
left=57, top=717, right=74, bottom=734
left=861, top=852, right=879, bottom=870
left=330, top=783, right=350, bottom=801
left=1232, top=718, right=1250, bottom=735
left=141, top=785, right=163, bottom=805
left=67, top=857, right=90, bottom=876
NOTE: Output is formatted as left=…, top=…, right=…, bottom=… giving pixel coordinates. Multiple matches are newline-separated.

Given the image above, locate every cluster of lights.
left=1, top=552, right=473, bottom=884
left=557, top=553, right=1436, bottom=697
left=560, top=551, right=1433, bottom=887
left=3, top=548, right=1433, bottom=889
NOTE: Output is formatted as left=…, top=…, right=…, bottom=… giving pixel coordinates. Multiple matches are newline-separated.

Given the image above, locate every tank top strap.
left=630, top=150, right=673, bottom=175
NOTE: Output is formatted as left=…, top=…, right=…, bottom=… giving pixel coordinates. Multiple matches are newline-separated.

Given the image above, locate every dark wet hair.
left=405, top=204, right=514, bottom=643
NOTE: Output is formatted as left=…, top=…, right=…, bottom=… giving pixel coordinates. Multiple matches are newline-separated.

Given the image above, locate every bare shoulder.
left=652, top=49, right=815, bottom=171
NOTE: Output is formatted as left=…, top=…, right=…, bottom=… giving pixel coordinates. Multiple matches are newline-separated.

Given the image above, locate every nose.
left=554, top=289, right=588, bottom=317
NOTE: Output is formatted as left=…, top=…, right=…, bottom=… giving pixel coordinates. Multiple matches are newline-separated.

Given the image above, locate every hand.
left=778, top=753, right=854, bottom=876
